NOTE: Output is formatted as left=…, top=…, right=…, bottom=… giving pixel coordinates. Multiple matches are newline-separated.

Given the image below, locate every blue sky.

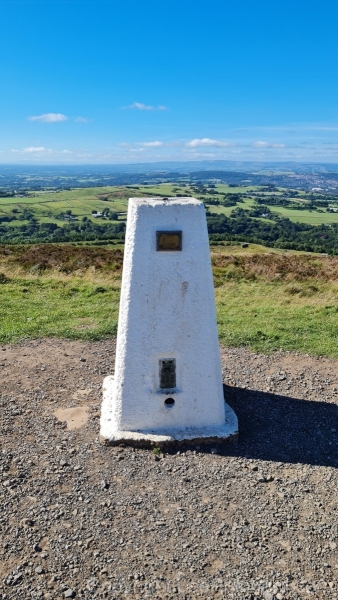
left=1, top=0, right=338, bottom=164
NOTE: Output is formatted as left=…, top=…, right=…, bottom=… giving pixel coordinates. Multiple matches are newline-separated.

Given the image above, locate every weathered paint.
left=100, top=197, right=238, bottom=444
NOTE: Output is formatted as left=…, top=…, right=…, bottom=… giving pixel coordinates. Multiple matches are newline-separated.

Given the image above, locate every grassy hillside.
left=1, top=243, right=338, bottom=358
left=2, top=183, right=338, bottom=227
left=0, top=186, right=130, bottom=224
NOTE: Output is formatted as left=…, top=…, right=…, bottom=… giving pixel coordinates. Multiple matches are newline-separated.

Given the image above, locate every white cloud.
left=74, top=116, right=88, bottom=122
left=252, top=141, right=286, bottom=148
left=137, top=141, right=164, bottom=147
left=11, top=147, right=72, bottom=155
left=28, top=113, right=68, bottom=122
left=21, top=146, right=53, bottom=154
left=186, top=138, right=233, bottom=148
left=123, top=102, right=168, bottom=111
left=185, top=151, right=217, bottom=158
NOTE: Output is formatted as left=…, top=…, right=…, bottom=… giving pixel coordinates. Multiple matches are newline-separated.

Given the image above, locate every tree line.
left=1, top=210, right=338, bottom=254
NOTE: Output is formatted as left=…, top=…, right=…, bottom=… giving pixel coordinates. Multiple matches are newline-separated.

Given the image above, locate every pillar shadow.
left=219, top=384, right=338, bottom=468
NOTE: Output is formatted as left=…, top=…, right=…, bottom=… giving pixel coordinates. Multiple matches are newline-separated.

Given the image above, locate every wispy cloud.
left=122, top=102, right=168, bottom=111
left=12, top=146, right=52, bottom=153
left=186, top=138, right=233, bottom=148
left=74, top=116, right=89, bottom=123
left=252, top=141, right=286, bottom=148
left=238, top=124, right=338, bottom=133
left=301, top=126, right=338, bottom=131
left=137, top=141, right=164, bottom=147
left=184, top=151, right=218, bottom=158
left=28, top=113, right=68, bottom=123
left=11, top=147, right=72, bottom=155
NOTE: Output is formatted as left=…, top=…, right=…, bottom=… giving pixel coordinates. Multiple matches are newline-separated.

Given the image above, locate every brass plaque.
left=159, top=359, right=176, bottom=389
left=156, top=231, right=182, bottom=251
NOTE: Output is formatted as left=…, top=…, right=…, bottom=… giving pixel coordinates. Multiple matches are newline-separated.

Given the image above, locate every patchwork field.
left=1, top=183, right=338, bottom=228
left=0, top=186, right=130, bottom=224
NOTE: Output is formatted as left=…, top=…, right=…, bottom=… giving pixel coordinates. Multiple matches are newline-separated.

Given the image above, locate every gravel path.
left=1, top=339, right=338, bottom=600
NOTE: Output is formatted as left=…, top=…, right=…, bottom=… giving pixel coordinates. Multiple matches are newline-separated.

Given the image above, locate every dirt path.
left=1, top=339, right=338, bottom=599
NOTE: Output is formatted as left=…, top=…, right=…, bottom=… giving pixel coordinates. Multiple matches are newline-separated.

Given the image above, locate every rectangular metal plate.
left=156, top=231, right=182, bottom=251
left=159, top=358, right=176, bottom=389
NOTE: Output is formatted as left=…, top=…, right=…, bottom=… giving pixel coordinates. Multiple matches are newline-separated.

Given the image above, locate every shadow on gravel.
left=221, top=384, right=338, bottom=468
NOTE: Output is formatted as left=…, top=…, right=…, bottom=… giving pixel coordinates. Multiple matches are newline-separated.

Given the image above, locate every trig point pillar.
left=100, top=197, right=238, bottom=446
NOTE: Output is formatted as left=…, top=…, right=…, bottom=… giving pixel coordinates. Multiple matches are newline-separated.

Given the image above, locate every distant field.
left=1, top=244, right=338, bottom=357
left=0, top=186, right=132, bottom=224
left=270, top=205, right=338, bottom=225
left=206, top=187, right=338, bottom=225
left=1, top=183, right=338, bottom=229
left=2, top=185, right=157, bottom=218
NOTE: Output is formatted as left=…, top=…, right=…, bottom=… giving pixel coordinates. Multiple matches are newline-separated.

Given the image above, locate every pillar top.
left=128, top=196, right=202, bottom=207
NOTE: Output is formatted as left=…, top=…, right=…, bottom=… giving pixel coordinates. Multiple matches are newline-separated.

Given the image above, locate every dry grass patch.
left=0, top=244, right=123, bottom=274
left=211, top=253, right=338, bottom=282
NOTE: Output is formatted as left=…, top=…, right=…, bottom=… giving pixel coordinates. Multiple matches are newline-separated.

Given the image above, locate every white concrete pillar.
left=100, top=197, right=237, bottom=445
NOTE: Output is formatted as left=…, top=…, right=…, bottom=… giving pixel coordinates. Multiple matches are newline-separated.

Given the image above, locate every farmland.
left=1, top=180, right=338, bottom=252
left=0, top=186, right=130, bottom=224
left=1, top=181, right=338, bottom=225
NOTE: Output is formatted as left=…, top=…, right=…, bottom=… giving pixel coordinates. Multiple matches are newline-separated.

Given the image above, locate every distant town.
left=1, top=161, right=338, bottom=194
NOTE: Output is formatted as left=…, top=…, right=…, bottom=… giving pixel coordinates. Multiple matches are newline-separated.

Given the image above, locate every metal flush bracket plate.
left=159, top=358, right=176, bottom=390
left=156, top=231, right=182, bottom=251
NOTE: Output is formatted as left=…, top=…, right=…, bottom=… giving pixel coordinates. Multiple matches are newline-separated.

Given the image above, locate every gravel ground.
left=1, top=338, right=338, bottom=600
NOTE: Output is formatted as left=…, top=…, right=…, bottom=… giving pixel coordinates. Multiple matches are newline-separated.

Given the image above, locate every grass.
left=0, top=277, right=120, bottom=343
left=0, top=245, right=122, bottom=343
left=270, top=206, right=338, bottom=225
left=212, top=251, right=338, bottom=355
left=216, top=280, right=338, bottom=356
left=1, top=243, right=338, bottom=357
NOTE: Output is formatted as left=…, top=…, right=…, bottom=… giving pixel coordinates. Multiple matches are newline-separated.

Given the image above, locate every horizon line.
left=1, top=158, right=338, bottom=168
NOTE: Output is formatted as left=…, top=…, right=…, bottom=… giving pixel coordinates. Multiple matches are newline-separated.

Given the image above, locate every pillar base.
left=100, top=401, right=238, bottom=448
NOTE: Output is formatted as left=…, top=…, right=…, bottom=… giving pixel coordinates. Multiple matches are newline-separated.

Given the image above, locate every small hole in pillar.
left=164, top=397, right=175, bottom=407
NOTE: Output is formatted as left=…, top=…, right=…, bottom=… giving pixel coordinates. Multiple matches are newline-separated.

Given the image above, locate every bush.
left=0, top=272, right=10, bottom=283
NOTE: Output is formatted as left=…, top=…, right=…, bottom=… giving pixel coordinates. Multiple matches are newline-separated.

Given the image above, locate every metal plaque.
left=156, top=231, right=182, bottom=251
left=159, top=358, right=176, bottom=389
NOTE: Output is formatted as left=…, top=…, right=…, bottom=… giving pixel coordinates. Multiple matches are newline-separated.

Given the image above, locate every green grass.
left=208, top=196, right=256, bottom=216
left=271, top=206, right=338, bottom=225
left=213, top=184, right=259, bottom=194
left=136, top=183, right=183, bottom=195
left=215, top=280, right=338, bottom=356
left=0, top=276, right=120, bottom=343
left=1, top=245, right=338, bottom=357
